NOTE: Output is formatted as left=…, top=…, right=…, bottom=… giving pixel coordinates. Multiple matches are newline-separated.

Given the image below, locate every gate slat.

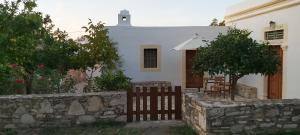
left=150, top=87, right=158, bottom=120
left=127, top=87, right=133, bottom=122
left=136, top=87, right=141, bottom=121
left=175, top=86, right=182, bottom=120
left=167, top=86, right=172, bottom=120
left=142, top=87, right=148, bottom=121
left=161, top=87, right=165, bottom=120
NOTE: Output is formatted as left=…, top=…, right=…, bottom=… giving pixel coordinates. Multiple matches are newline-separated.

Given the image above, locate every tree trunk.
left=24, top=74, right=33, bottom=94
left=230, top=76, right=238, bottom=101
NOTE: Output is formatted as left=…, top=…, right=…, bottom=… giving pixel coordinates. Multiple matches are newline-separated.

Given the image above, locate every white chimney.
left=118, top=10, right=131, bottom=26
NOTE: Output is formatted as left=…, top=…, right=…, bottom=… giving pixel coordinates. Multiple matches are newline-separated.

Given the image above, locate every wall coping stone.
left=185, top=92, right=300, bottom=108
left=0, top=92, right=126, bottom=99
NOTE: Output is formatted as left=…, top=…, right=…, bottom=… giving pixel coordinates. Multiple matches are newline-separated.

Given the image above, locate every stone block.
left=14, top=106, right=27, bottom=117
left=20, top=114, right=35, bottom=125
left=68, top=100, right=85, bottom=115
left=230, top=125, right=243, bottom=133
left=87, top=96, right=104, bottom=112
left=39, top=100, right=53, bottom=113
left=283, top=124, right=298, bottom=129
left=260, top=123, right=275, bottom=128
left=4, top=124, right=16, bottom=129
left=292, top=115, right=300, bottom=121
left=76, top=115, right=96, bottom=124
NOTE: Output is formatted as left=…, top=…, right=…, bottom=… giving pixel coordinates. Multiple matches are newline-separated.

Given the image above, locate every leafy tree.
left=210, top=18, right=219, bottom=26
left=78, top=19, right=120, bottom=79
left=193, top=27, right=280, bottom=100
left=0, top=0, right=79, bottom=94
left=209, top=18, right=226, bottom=26
left=0, top=0, right=122, bottom=94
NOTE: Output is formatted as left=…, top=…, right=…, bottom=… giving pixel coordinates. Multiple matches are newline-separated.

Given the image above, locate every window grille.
left=144, top=49, right=157, bottom=68
left=265, top=30, right=284, bottom=40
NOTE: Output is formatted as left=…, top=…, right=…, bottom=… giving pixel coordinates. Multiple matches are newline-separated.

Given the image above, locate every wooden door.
left=186, top=50, right=203, bottom=88
left=268, top=46, right=283, bottom=99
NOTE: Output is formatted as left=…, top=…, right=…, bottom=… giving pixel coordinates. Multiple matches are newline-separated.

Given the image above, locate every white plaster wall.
left=226, top=5, right=300, bottom=99
left=107, top=26, right=227, bottom=86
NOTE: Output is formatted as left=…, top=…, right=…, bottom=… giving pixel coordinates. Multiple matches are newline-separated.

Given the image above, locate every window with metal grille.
left=144, top=48, right=157, bottom=68
left=265, top=30, right=284, bottom=40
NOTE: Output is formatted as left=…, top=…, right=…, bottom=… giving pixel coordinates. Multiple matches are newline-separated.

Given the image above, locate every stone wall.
left=183, top=92, right=300, bottom=135
left=236, top=83, right=257, bottom=99
left=0, top=92, right=126, bottom=129
left=132, top=81, right=171, bottom=87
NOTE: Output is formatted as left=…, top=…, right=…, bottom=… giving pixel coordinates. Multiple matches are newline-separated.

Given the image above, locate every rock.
left=76, top=115, right=96, bottom=124
left=265, top=109, right=279, bottom=117
left=0, top=114, right=9, bottom=118
left=110, top=95, right=126, bottom=106
left=104, top=111, right=115, bottom=116
left=87, top=96, right=104, bottom=112
left=39, top=100, right=53, bottom=113
left=292, top=115, right=300, bottom=121
left=4, top=124, right=16, bottom=129
left=54, top=103, right=66, bottom=110
left=208, top=108, right=224, bottom=118
left=260, top=123, right=275, bottom=128
left=283, top=111, right=292, bottom=116
left=230, top=125, right=243, bottom=133
left=20, top=114, right=35, bottom=125
left=13, top=106, right=27, bottom=118
left=115, top=115, right=127, bottom=122
left=283, top=124, right=298, bottom=129
left=68, top=100, right=85, bottom=115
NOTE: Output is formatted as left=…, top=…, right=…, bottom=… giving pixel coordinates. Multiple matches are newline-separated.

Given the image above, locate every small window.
left=140, top=45, right=161, bottom=72
left=265, top=30, right=284, bottom=40
left=144, top=49, right=157, bottom=68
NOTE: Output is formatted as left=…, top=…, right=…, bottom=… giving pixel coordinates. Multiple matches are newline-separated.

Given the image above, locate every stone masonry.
left=0, top=92, right=126, bottom=129
left=183, top=92, right=300, bottom=135
left=236, top=83, right=257, bottom=99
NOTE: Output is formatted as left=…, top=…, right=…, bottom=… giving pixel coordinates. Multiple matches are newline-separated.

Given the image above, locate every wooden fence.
left=127, top=86, right=182, bottom=122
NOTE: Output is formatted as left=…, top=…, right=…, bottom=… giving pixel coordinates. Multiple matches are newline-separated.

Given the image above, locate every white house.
left=225, top=0, right=300, bottom=99
left=107, top=10, right=227, bottom=89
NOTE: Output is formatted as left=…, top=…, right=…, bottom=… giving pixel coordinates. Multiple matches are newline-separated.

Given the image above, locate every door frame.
left=263, top=24, right=288, bottom=99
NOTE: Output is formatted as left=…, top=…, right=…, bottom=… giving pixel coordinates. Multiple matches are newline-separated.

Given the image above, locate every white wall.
left=107, top=26, right=227, bottom=86
left=226, top=5, right=300, bottom=99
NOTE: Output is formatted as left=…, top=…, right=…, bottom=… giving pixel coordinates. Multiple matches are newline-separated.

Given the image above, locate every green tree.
left=0, top=0, right=79, bottom=94
left=193, top=27, right=280, bottom=100
left=78, top=19, right=120, bottom=78
left=209, top=18, right=219, bottom=26
left=209, top=18, right=226, bottom=26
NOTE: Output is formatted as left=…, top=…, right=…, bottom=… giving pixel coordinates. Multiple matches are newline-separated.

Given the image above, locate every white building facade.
left=107, top=10, right=227, bottom=88
left=225, top=0, right=300, bottom=99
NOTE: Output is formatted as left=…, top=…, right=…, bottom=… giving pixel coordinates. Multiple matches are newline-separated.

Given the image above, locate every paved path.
left=125, top=120, right=185, bottom=135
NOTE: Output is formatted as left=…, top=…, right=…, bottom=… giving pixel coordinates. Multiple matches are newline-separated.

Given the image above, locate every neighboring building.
left=225, top=0, right=300, bottom=99
left=107, top=10, right=227, bottom=88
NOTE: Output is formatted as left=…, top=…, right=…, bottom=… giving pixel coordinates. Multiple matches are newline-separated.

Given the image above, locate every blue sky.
left=34, top=0, right=242, bottom=38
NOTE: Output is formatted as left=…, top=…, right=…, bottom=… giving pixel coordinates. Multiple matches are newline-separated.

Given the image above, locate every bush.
left=94, top=70, right=131, bottom=91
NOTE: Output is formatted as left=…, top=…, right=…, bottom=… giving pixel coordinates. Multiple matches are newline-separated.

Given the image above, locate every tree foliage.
left=0, top=0, right=122, bottom=94
left=193, top=27, right=280, bottom=100
left=209, top=18, right=225, bottom=26
left=78, top=19, right=120, bottom=75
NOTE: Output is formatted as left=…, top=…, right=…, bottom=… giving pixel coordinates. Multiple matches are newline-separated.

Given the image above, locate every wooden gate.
left=127, top=86, right=182, bottom=122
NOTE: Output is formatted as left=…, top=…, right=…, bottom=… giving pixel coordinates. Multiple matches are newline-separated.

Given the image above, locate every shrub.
left=94, top=70, right=131, bottom=91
